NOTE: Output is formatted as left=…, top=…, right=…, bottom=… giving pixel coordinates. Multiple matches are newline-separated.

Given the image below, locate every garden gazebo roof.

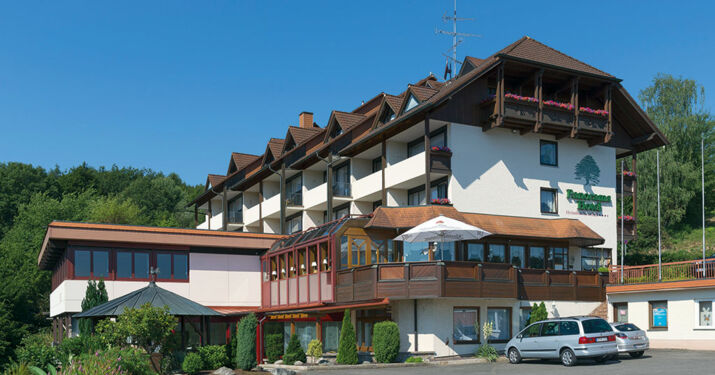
left=73, top=281, right=221, bottom=318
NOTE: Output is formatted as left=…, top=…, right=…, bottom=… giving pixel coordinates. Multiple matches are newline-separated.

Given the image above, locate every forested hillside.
left=0, top=163, right=202, bottom=366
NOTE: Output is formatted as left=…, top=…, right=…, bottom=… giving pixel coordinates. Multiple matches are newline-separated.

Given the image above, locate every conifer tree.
left=336, top=309, right=358, bottom=364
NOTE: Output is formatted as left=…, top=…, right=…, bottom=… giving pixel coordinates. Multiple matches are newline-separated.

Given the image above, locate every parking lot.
left=325, top=350, right=712, bottom=375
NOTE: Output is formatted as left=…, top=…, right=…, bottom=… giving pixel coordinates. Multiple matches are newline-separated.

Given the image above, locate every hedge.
left=235, top=313, right=258, bottom=370
left=283, top=334, right=306, bottom=365
left=372, top=321, right=399, bottom=363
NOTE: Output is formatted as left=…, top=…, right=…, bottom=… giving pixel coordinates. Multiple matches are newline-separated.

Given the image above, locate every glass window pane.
left=174, top=254, right=188, bottom=280
left=322, top=321, right=341, bottom=352
left=467, top=243, right=484, bottom=262
left=157, top=254, right=172, bottom=279
left=529, top=247, right=545, bottom=268
left=403, top=242, right=429, bottom=262
left=699, top=301, right=712, bottom=327
left=549, top=247, right=568, bottom=270
left=523, top=323, right=541, bottom=338
left=519, top=309, right=531, bottom=330
left=560, top=321, right=580, bottom=335
left=134, top=253, right=149, bottom=279
left=430, top=131, right=446, bottom=148
left=93, top=251, right=109, bottom=278
left=510, top=246, right=525, bottom=268
left=407, top=141, right=424, bottom=158
left=209, top=321, right=227, bottom=346
left=540, top=141, right=557, bottom=166
left=117, top=252, right=132, bottom=278
left=488, top=244, right=505, bottom=263
left=487, top=308, right=510, bottom=341
left=433, top=242, right=455, bottom=261
left=540, top=189, right=556, bottom=213
left=295, top=322, right=316, bottom=351
left=75, top=250, right=91, bottom=277
left=541, top=321, right=560, bottom=336
left=616, top=304, right=629, bottom=323
left=453, top=308, right=478, bottom=343
left=340, top=236, right=348, bottom=269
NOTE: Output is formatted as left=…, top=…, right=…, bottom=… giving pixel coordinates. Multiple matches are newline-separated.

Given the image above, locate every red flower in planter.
left=431, top=198, right=451, bottom=205
left=431, top=146, right=451, bottom=153
left=579, top=106, right=609, bottom=116
left=622, top=170, right=636, bottom=177
left=618, top=215, right=635, bottom=222
left=543, top=100, right=575, bottom=110
left=505, top=93, right=538, bottom=103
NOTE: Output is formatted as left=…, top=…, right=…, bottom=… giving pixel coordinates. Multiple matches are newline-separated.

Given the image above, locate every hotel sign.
left=566, top=189, right=611, bottom=212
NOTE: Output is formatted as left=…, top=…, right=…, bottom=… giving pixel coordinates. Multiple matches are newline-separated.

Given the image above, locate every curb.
left=259, top=356, right=507, bottom=372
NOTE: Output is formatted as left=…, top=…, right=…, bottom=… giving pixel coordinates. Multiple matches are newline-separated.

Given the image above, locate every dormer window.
left=285, top=138, right=296, bottom=152
left=330, top=125, right=343, bottom=138
left=379, top=107, right=396, bottom=124
left=404, top=94, right=419, bottom=113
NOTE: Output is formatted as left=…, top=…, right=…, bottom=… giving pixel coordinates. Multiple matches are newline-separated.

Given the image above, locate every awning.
left=367, top=206, right=604, bottom=247
left=261, top=298, right=390, bottom=316
left=74, top=281, right=221, bottom=318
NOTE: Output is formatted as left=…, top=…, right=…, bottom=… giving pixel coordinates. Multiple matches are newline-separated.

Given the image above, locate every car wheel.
left=629, top=351, right=644, bottom=358
left=508, top=348, right=521, bottom=364
left=560, top=349, right=577, bottom=367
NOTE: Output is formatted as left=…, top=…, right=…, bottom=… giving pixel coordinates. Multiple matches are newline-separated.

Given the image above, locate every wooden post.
left=605, top=84, right=613, bottom=143
left=207, top=200, right=212, bottom=230
left=632, top=152, right=638, bottom=219
left=497, top=64, right=505, bottom=127
left=280, top=163, right=286, bottom=234
left=535, top=69, right=544, bottom=133
left=259, top=181, right=264, bottom=232
left=571, top=77, right=579, bottom=138
left=381, top=137, right=387, bottom=206
left=194, top=204, right=198, bottom=228
left=424, top=114, right=431, bottom=203
left=326, top=154, right=333, bottom=221
left=222, top=188, right=228, bottom=231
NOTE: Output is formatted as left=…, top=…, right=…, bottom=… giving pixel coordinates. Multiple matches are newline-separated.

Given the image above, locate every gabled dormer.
left=397, top=85, right=438, bottom=115
left=323, top=111, right=366, bottom=143
left=261, top=138, right=284, bottom=167
left=372, top=94, right=404, bottom=129
left=458, top=56, right=485, bottom=76
left=228, top=153, right=260, bottom=175
left=205, top=174, right=225, bottom=192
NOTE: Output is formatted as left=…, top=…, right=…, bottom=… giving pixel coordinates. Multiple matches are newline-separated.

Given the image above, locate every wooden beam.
left=570, top=78, right=580, bottom=138
left=280, top=163, right=286, bottom=234
left=207, top=199, right=212, bottom=230
left=222, top=188, right=228, bottom=231
left=497, top=63, right=505, bottom=127
left=381, top=137, right=387, bottom=205
left=424, top=114, right=431, bottom=203
left=535, top=69, right=544, bottom=133
left=326, top=154, right=333, bottom=221
left=604, top=84, right=613, bottom=143
left=258, top=181, right=264, bottom=232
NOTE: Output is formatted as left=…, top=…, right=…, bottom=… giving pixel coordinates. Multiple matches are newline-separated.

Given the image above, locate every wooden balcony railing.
left=609, top=259, right=715, bottom=285
left=336, top=261, right=607, bottom=303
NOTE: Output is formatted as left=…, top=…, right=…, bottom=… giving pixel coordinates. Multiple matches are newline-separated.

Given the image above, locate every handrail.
left=609, top=258, right=715, bottom=284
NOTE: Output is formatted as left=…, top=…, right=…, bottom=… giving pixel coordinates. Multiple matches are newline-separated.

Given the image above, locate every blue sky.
left=0, top=1, right=713, bottom=185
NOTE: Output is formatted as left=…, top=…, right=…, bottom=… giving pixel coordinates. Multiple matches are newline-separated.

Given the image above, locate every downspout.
left=267, top=163, right=286, bottom=234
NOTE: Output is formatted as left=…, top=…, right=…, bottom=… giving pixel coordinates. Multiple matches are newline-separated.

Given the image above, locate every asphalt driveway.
left=323, top=350, right=711, bottom=375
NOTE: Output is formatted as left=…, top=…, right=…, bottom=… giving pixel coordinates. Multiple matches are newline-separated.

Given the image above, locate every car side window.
left=523, top=323, right=542, bottom=338
left=560, top=321, right=580, bottom=335
left=541, top=322, right=560, bottom=336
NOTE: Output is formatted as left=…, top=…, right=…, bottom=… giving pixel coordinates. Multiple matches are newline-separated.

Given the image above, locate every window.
left=156, top=252, right=188, bottom=281
left=510, top=245, right=525, bottom=268
left=404, top=94, right=419, bottom=112
left=117, top=251, right=132, bottom=278
left=117, top=251, right=149, bottom=280
left=403, top=242, right=430, bottom=262
left=433, top=242, right=456, bottom=261
left=288, top=252, right=296, bottom=277
left=286, top=213, right=302, bottom=234
left=322, top=321, right=341, bottom=352
left=466, top=243, right=484, bottom=262
left=286, top=174, right=303, bottom=206
left=407, top=138, right=424, bottom=158
left=279, top=254, right=286, bottom=279
left=540, top=140, right=557, bottom=166
left=487, top=308, right=511, bottom=342
left=582, top=318, right=613, bottom=334
left=408, top=186, right=426, bottom=206
left=74, top=250, right=91, bottom=277
left=92, top=250, right=109, bottom=278
left=519, top=308, right=531, bottom=331
left=453, top=307, right=479, bottom=344
left=298, top=249, right=307, bottom=275
left=379, top=107, right=396, bottom=124
left=560, top=321, right=580, bottom=335
left=135, top=253, right=150, bottom=279
left=330, top=124, right=343, bottom=138
left=581, top=248, right=610, bottom=271
left=541, top=321, right=561, bottom=336
left=320, top=243, right=330, bottom=271
left=295, top=322, right=316, bottom=351
left=332, top=162, right=350, bottom=197
left=487, top=244, right=506, bottom=263
left=309, top=246, right=318, bottom=274
left=157, top=254, right=172, bottom=280
left=540, top=188, right=557, bottom=214
left=333, top=203, right=350, bottom=220
left=698, top=300, right=713, bottom=328
left=372, top=200, right=382, bottom=211
left=529, top=246, right=545, bottom=268
left=614, top=323, right=640, bottom=332
left=408, top=178, right=448, bottom=206
left=270, top=257, right=277, bottom=280
left=228, top=195, right=243, bottom=223
left=407, top=128, right=447, bottom=158
left=522, top=323, right=541, bottom=338
left=372, top=157, right=382, bottom=173
left=340, top=236, right=349, bottom=269
left=649, top=301, right=668, bottom=329
left=174, top=253, right=188, bottom=279
left=549, top=247, right=568, bottom=270
left=613, top=303, right=628, bottom=323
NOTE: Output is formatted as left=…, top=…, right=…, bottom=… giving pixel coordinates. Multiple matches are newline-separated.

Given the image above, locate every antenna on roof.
left=435, top=0, right=481, bottom=80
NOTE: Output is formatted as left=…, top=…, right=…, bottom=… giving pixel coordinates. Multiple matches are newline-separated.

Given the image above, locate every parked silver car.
left=610, top=322, right=649, bottom=358
left=506, top=316, right=618, bottom=366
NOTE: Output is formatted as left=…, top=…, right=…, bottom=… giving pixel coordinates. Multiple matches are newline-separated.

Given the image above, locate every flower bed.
left=431, top=198, right=451, bottom=205
left=543, top=100, right=574, bottom=110
left=431, top=146, right=451, bottom=153
left=579, top=106, right=609, bottom=116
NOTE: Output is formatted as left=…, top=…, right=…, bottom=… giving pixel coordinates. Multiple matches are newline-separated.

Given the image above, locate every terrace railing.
left=609, top=258, right=715, bottom=284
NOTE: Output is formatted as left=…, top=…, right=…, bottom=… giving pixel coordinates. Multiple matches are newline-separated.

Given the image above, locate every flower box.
left=618, top=215, right=635, bottom=222
left=622, top=170, right=636, bottom=178
left=430, top=149, right=452, bottom=173
left=542, top=104, right=574, bottom=129
left=431, top=146, right=451, bottom=153
left=578, top=112, right=608, bottom=132
left=431, top=198, right=452, bottom=205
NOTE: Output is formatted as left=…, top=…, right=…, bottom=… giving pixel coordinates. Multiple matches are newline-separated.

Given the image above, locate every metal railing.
left=609, top=258, right=715, bottom=284
left=332, top=181, right=351, bottom=197
left=227, top=209, right=243, bottom=224
left=285, top=191, right=302, bottom=206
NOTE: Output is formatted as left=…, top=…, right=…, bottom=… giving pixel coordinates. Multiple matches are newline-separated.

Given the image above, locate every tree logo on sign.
left=574, top=155, right=600, bottom=186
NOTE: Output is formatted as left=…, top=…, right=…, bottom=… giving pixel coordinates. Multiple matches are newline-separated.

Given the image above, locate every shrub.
left=235, top=313, right=258, bottom=370
left=227, top=327, right=238, bottom=368
left=197, top=345, right=229, bottom=370
left=55, top=335, right=104, bottom=367
left=476, top=344, right=498, bottom=362
left=282, top=334, right=306, bottom=365
left=14, top=332, right=57, bottom=369
left=597, top=266, right=609, bottom=273
left=264, top=333, right=284, bottom=363
left=59, top=351, right=128, bottom=375
left=528, top=302, right=548, bottom=324
left=3, top=362, right=32, bottom=375
left=306, top=339, right=322, bottom=362
left=405, top=356, right=423, bottom=363
left=181, top=352, right=204, bottom=375
left=111, top=347, right=153, bottom=375
left=372, top=321, right=399, bottom=363
left=336, top=309, right=358, bottom=365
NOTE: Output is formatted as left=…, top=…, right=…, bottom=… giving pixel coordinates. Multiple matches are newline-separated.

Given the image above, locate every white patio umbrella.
left=393, top=215, right=491, bottom=260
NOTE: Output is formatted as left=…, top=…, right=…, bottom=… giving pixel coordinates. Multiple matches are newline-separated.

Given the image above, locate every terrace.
left=607, top=258, right=715, bottom=292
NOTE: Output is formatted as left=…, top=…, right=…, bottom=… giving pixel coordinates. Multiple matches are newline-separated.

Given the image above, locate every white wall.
left=449, top=123, right=617, bottom=262
left=50, top=252, right=261, bottom=317
left=608, top=288, right=715, bottom=350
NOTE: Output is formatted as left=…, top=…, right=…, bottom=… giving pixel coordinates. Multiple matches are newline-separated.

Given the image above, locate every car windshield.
left=615, top=323, right=640, bottom=332
left=582, top=318, right=613, bottom=334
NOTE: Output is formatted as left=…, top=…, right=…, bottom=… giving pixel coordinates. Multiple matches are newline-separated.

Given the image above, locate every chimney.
left=299, top=112, right=314, bottom=129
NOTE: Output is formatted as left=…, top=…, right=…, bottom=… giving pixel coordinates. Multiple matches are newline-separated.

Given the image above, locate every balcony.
left=286, top=191, right=302, bottom=207
left=336, top=262, right=607, bottom=303
left=262, top=194, right=281, bottom=219
left=616, top=173, right=636, bottom=195
left=352, top=171, right=382, bottom=201
left=617, top=218, right=636, bottom=240
left=243, top=204, right=260, bottom=227
left=608, top=259, right=715, bottom=287
left=332, top=181, right=351, bottom=198
left=303, top=183, right=327, bottom=211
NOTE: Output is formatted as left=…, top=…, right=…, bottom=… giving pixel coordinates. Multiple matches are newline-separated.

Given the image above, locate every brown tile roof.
left=287, top=126, right=322, bottom=145
left=267, top=138, right=285, bottom=158
left=333, top=111, right=367, bottom=131
left=230, top=153, right=260, bottom=172
left=366, top=206, right=604, bottom=246
left=425, top=80, right=445, bottom=90
left=408, top=85, right=439, bottom=102
left=465, top=56, right=484, bottom=67
left=383, top=94, right=404, bottom=113
left=352, top=92, right=386, bottom=115
left=496, top=36, right=613, bottom=78
left=206, top=174, right=225, bottom=188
